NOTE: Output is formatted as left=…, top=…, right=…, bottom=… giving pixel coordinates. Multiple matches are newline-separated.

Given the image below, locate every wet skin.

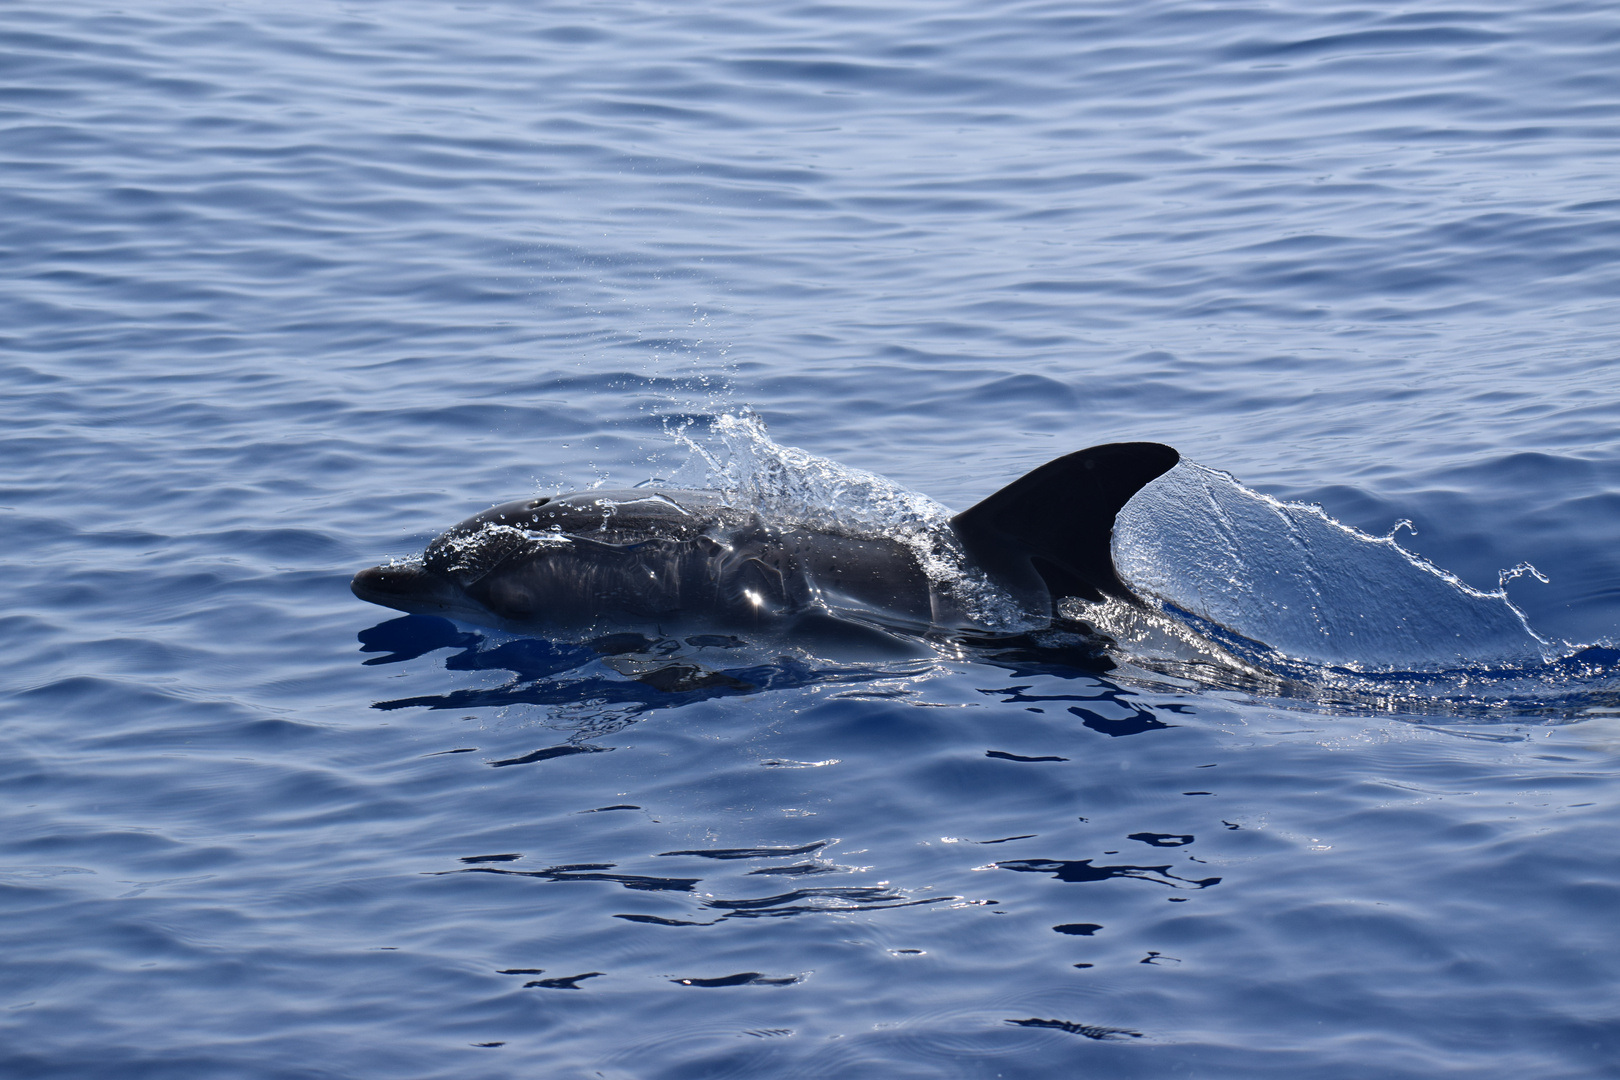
left=351, top=442, right=1181, bottom=637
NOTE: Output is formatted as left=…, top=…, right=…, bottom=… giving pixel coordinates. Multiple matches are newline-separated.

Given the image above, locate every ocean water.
left=4, top=0, right=1620, bottom=1076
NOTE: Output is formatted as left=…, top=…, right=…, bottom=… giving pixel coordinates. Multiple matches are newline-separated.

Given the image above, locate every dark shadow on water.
left=360, top=615, right=594, bottom=677
left=658, top=841, right=831, bottom=860
left=1007, top=1018, right=1142, bottom=1040
left=487, top=744, right=609, bottom=767
left=354, top=614, right=1619, bottom=742
left=982, top=680, right=1182, bottom=737
left=361, top=615, right=911, bottom=731
left=995, top=858, right=1221, bottom=890
left=435, top=860, right=958, bottom=925
left=986, top=749, right=1069, bottom=762
left=954, top=623, right=1118, bottom=677
left=358, top=615, right=479, bottom=664
left=523, top=973, right=601, bottom=990
left=356, top=615, right=1135, bottom=747
left=444, top=864, right=701, bottom=892
left=671, top=972, right=801, bottom=987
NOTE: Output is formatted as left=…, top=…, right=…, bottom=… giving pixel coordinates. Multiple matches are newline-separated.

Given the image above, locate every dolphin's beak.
left=350, top=564, right=463, bottom=614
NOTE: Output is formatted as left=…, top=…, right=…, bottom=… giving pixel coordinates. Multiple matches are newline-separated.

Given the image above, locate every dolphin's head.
left=351, top=495, right=670, bottom=629
left=350, top=560, right=472, bottom=616
left=351, top=497, right=554, bottom=622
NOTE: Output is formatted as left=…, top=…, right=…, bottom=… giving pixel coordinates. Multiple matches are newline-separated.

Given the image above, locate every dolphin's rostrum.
left=351, top=442, right=1179, bottom=636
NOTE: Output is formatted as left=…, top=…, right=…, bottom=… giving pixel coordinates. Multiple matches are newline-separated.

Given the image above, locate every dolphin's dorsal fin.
left=949, top=442, right=1179, bottom=610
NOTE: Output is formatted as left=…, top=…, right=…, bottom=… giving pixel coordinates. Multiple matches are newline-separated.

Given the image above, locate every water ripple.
left=4, top=0, right=1620, bottom=1076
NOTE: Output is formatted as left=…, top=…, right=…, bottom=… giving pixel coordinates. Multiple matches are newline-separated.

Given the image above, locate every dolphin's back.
left=410, top=488, right=935, bottom=632
left=351, top=443, right=1180, bottom=635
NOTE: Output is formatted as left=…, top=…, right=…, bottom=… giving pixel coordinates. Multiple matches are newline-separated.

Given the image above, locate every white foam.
left=672, top=411, right=1032, bottom=630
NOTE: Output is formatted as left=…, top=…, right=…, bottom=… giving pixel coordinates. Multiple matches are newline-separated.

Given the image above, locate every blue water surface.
left=4, top=1, right=1620, bottom=1076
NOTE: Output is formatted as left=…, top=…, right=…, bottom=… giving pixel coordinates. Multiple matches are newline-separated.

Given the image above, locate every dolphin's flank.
left=350, top=442, right=1179, bottom=637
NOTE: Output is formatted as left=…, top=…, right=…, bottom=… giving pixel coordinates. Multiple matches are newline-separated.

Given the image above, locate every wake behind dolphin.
left=1112, top=462, right=1552, bottom=672
left=352, top=414, right=1558, bottom=678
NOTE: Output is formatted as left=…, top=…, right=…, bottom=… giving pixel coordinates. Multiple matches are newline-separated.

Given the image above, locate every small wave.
left=1112, top=461, right=1554, bottom=672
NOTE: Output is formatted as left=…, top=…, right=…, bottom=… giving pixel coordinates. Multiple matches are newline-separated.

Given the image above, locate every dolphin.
left=350, top=442, right=1179, bottom=637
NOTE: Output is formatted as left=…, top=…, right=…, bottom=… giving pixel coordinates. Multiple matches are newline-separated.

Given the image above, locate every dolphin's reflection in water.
left=358, top=612, right=1620, bottom=748
left=359, top=614, right=922, bottom=739
left=357, top=612, right=1127, bottom=738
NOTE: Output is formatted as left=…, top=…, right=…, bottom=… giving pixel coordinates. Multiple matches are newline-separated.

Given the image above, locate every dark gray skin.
left=351, top=489, right=955, bottom=635
left=351, top=442, right=1181, bottom=638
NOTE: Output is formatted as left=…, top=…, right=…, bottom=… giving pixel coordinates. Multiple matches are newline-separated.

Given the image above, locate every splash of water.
left=672, top=410, right=955, bottom=534
left=1111, top=462, right=1553, bottom=672
left=669, top=411, right=1031, bottom=630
